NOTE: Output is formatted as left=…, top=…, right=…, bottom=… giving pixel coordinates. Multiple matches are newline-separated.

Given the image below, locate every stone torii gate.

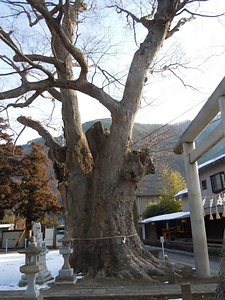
left=174, top=76, right=225, bottom=278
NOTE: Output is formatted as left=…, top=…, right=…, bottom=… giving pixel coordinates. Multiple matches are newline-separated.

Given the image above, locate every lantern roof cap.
left=58, top=231, right=74, bottom=243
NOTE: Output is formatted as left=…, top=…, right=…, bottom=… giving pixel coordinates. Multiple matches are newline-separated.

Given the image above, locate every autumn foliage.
left=142, top=165, right=186, bottom=218
left=0, top=118, right=61, bottom=230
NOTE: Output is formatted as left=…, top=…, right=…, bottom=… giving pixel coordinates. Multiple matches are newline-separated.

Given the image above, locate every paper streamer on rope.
left=217, top=194, right=223, bottom=206
left=202, top=198, right=206, bottom=217
left=216, top=195, right=221, bottom=219
left=223, top=193, right=225, bottom=217
left=209, top=198, right=214, bottom=220
left=216, top=194, right=223, bottom=219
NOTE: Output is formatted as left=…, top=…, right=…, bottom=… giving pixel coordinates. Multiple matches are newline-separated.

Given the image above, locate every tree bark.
left=49, top=118, right=165, bottom=279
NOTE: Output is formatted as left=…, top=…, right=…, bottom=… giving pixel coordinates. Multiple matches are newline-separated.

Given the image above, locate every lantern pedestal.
left=55, top=232, right=76, bottom=284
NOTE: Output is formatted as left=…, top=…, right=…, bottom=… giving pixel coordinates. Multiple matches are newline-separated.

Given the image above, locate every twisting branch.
left=0, top=78, right=54, bottom=100
left=26, top=0, right=88, bottom=79
left=176, top=8, right=225, bottom=18
left=166, top=16, right=194, bottom=38
left=29, top=3, right=61, bottom=26
left=107, top=5, right=155, bottom=30
left=54, top=78, right=119, bottom=115
left=0, top=74, right=117, bottom=116
left=6, top=90, right=44, bottom=109
left=47, top=88, right=62, bottom=102
left=14, top=125, right=26, bottom=147
left=13, top=53, right=64, bottom=69
left=17, top=116, right=61, bottom=149
left=0, top=55, right=29, bottom=83
left=97, top=66, right=125, bottom=88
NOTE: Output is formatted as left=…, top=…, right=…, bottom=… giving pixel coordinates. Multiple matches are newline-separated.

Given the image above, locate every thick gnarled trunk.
left=50, top=117, right=162, bottom=279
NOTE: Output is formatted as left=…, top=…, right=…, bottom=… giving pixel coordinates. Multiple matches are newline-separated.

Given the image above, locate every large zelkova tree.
left=0, top=0, right=222, bottom=279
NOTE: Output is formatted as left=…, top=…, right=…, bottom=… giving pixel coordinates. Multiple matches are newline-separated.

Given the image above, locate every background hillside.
left=23, top=119, right=189, bottom=173
left=22, top=116, right=225, bottom=197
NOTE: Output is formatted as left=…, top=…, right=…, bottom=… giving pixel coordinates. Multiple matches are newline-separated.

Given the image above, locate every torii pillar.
left=183, top=142, right=210, bottom=278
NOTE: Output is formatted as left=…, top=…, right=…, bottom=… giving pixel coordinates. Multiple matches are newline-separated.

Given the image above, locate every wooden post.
left=181, top=282, right=192, bottom=300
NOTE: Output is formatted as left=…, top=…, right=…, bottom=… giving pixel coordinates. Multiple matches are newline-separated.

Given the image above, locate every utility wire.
left=132, top=97, right=207, bottom=146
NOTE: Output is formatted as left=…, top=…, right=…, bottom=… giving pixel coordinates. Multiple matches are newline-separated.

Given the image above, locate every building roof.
left=174, top=188, right=188, bottom=198
left=198, top=153, right=225, bottom=171
left=139, top=211, right=190, bottom=224
left=175, top=154, right=225, bottom=198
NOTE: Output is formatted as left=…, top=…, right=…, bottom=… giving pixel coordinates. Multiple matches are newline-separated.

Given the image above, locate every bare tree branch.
left=17, top=116, right=61, bottom=149
left=166, top=16, right=194, bottom=38
left=14, top=125, right=26, bottom=147
left=176, top=7, right=225, bottom=18
left=97, top=66, right=125, bottom=89
left=13, top=53, right=64, bottom=69
left=54, top=78, right=119, bottom=114
left=0, top=76, right=118, bottom=115
left=6, top=90, right=43, bottom=109
left=0, top=78, right=54, bottom=100
left=47, top=87, right=61, bottom=102
left=0, top=28, right=55, bottom=80
left=28, top=3, right=61, bottom=26
left=168, top=68, right=199, bottom=91
left=107, top=4, right=155, bottom=30
left=120, top=1, right=180, bottom=114
left=0, top=55, right=29, bottom=83
left=26, top=0, right=89, bottom=79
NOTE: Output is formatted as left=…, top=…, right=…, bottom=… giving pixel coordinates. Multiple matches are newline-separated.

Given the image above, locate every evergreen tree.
left=18, top=142, right=61, bottom=233
left=0, top=118, right=23, bottom=220
left=0, top=119, right=61, bottom=232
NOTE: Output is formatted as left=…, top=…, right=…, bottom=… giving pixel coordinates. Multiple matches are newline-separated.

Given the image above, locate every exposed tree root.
left=71, top=241, right=191, bottom=281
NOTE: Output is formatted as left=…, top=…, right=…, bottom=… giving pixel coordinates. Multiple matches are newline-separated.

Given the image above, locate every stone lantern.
left=18, top=239, right=44, bottom=299
left=55, top=231, right=76, bottom=284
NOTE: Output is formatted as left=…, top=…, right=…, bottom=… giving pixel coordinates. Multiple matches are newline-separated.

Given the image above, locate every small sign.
left=160, top=236, right=164, bottom=243
left=160, top=236, right=165, bottom=259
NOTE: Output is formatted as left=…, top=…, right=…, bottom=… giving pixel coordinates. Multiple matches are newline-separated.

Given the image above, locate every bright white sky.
left=1, top=1, right=225, bottom=145
left=135, top=0, right=225, bottom=125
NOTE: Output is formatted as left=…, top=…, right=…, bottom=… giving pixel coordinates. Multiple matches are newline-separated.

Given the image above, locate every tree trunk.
left=44, top=0, right=179, bottom=277
left=49, top=117, right=171, bottom=279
